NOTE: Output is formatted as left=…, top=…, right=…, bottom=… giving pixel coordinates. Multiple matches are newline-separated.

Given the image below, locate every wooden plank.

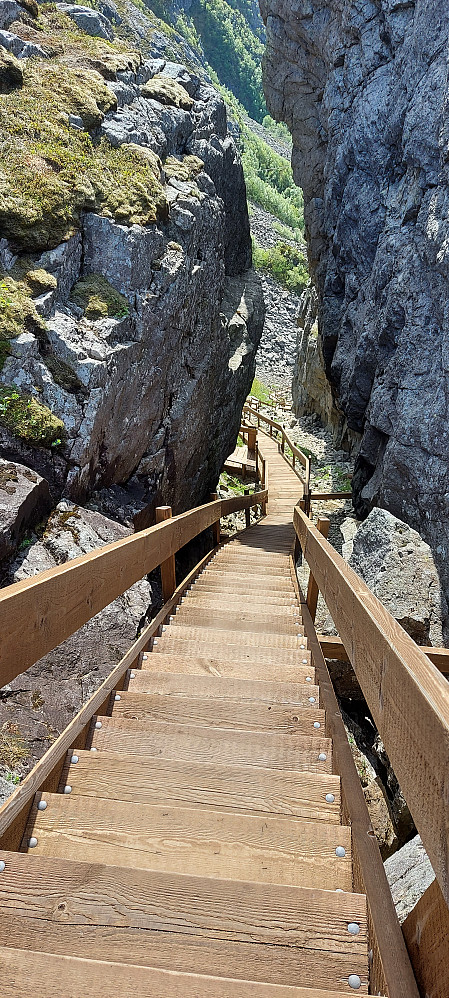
left=171, top=611, right=300, bottom=636
left=0, top=949, right=377, bottom=998
left=126, top=670, right=318, bottom=706
left=152, top=640, right=311, bottom=667
left=142, top=652, right=315, bottom=684
left=29, top=794, right=352, bottom=890
left=90, top=717, right=333, bottom=772
left=156, top=506, right=177, bottom=601
left=159, top=625, right=303, bottom=649
left=318, top=634, right=449, bottom=676
left=0, top=546, right=219, bottom=851
left=112, top=691, right=325, bottom=734
left=290, top=554, right=420, bottom=998
left=294, top=502, right=449, bottom=907
left=402, top=879, right=449, bottom=998
left=62, top=750, right=341, bottom=821
left=183, top=596, right=300, bottom=615
left=0, top=853, right=369, bottom=991
left=221, top=490, right=267, bottom=516
left=204, top=564, right=291, bottom=577
left=306, top=517, right=330, bottom=622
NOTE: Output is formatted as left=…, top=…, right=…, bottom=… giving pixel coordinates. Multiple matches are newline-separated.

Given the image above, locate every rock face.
left=384, top=835, right=435, bottom=924
left=0, top=458, right=52, bottom=565
left=261, top=0, right=449, bottom=600
left=0, top=502, right=153, bottom=775
left=1, top=17, right=263, bottom=514
left=349, top=507, right=447, bottom=645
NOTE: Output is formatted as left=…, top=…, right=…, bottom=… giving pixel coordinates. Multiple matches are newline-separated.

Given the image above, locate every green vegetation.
left=70, top=274, right=129, bottom=320
left=189, top=0, right=266, bottom=121
left=164, top=154, right=204, bottom=181
left=0, top=385, right=65, bottom=447
left=242, top=127, right=304, bottom=232
left=262, top=115, right=291, bottom=145
left=220, top=470, right=249, bottom=495
left=250, top=376, right=271, bottom=402
left=252, top=240, right=309, bottom=294
left=0, top=724, right=29, bottom=770
left=142, top=74, right=194, bottom=109
left=313, top=464, right=352, bottom=491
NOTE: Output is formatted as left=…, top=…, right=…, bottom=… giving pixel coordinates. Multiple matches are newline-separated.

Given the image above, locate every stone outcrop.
left=0, top=458, right=52, bottom=565
left=384, top=835, right=435, bottom=924
left=261, top=0, right=449, bottom=601
left=0, top=502, right=153, bottom=775
left=0, top=4, right=263, bottom=515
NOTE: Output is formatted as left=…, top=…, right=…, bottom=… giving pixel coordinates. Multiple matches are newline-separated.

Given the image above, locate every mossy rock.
left=164, top=154, right=204, bottom=181
left=0, top=48, right=24, bottom=95
left=70, top=273, right=129, bottom=320
left=19, top=0, right=39, bottom=16
left=0, top=63, right=168, bottom=251
left=0, top=273, right=48, bottom=342
left=90, top=50, right=141, bottom=82
left=25, top=268, right=58, bottom=295
left=142, top=74, right=193, bottom=110
left=0, top=385, right=65, bottom=447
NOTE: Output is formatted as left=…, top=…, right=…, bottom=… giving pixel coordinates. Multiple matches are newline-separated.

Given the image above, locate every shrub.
left=252, top=240, right=309, bottom=293
left=0, top=385, right=65, bottom=447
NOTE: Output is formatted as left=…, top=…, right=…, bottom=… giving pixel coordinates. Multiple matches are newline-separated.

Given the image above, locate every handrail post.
left=262, top=458, right=267, bottom=515
left=155, top=506, right=177, bottom=601
left=210, top=493, right=221, bottom=547
left=244, top=488, right=251, bottom=529
left=306, top=516, right=330, bottom=622
left=281, top=429, right=285, bottom=454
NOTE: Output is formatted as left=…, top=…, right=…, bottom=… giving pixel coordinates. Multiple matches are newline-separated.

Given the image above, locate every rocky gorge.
left=261, top=0, right=449, bottom=615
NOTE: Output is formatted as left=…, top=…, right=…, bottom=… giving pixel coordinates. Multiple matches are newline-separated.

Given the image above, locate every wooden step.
left=203, top=564, right=291, bottom=577
left=0, top=854, right=369, bottom=991
left=90, top=717, right=332, bottom=772
left=28, top=794, right=351, bottom=890
left=158, top=625, right=305, bottom=649
left=194, top=575, right=294, bottom=591
left=112, top=691, right=324, bottom=734
left=63, top=750, right=340, bottom=822
left=152, top=638, right=311, bottom=668
left=0, top=948, right=375, bottom=998
left=141, top=651, right=315, bottom=683
left=183, top=595, right=300, bottom=614
left=171, top=611, right=300, bottom=636
left=126, top=669, right=318, bottom=706
left=185, top=590, right=298, bottom=607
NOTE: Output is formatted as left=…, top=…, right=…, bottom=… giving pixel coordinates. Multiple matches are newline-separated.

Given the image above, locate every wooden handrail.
left=294, top=502, right=449, bottom=907
left=0, top=490, right=266, bottom=689
left=243, top=403, right=311, bottom=507
left=318, top=634, right=449, bottom=676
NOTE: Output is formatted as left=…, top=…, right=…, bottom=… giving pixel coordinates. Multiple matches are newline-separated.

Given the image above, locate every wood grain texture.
left=291, top=556, right=420, bottom=998
left=0, top=948, right=373, bottom=998
left=0, top=853, right=368, bottom=990
left=61, top=750, right=341, bottom=821
left=172, top=610, right=300, bottom=636
left=318, top=633, right=449, bottom=677
left=29, top=794, right=351, bottom=890
left=403, top=879, right=449, bottom=998
left=152, top=639, right=310, bottom=666
left=90, top=717, right=333, bottom=772
left=294, top=503, right=449, bottom=906
left=158, top=626, right=304, bottom=650
left=112, top=691, right=325, bottom=734
left=141, top=652, right=316, bottom=684
left=126, top=670, right=318, bottom=706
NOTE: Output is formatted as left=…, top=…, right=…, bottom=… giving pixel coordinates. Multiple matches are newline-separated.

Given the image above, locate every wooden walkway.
left=0, top=432, right=377, bottom=997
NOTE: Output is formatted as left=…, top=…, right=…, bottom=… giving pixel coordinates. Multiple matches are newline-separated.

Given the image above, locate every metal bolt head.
left=64, top=785, right=72, bottom=794
left=130, top=672, right=135, bottom=679
left=95, top=721, right=102, bottom=729
left=143, top=654, right=148, bottom=660
left=348, top=975, right=361, bottom=990
left=0, top=860, right=5, bottom=873
left=308, top=696, right=316, bottom=703
left=90, top=747, right=98, bottom=752
left=28, top=837, right=38, bottom=848
left=326, top=793, right=335, bottom=803
left=300, top=644, right=305, bottom=649
left=313, top=721, right=321, bottom=729
left=302, top=658, right=308, bottom=664
left=37, top=801, right=47, bottom=811
left=114, top=694, right=121, bottom=702
left=319, top=752, right=327, bottom=762
left=71, top=755, right=79, bottom=764
left=348, top=923, right=360, bottom=935
left=336, top=846, right=346, bottom=858
left=306, top=676, right=312, bottom=682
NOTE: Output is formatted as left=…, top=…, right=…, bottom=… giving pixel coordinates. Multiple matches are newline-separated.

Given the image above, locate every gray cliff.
left=261, top=0, right=449, bottom=601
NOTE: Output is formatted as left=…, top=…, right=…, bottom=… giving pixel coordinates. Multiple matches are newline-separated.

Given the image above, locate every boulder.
left=56, top=3, right=114, bottom=39
left=0, top=459, right=52, bottom=563
left=348, top=507, right=447, bottom=645
left=384, top=836, right=435, bottom=923
left=0, top=0, right=21, bottom=29
left=0, top=29, right=47, bottom=58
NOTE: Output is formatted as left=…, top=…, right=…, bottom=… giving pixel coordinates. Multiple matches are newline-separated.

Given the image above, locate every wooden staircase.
left=0, top=434, right=373, bottom=997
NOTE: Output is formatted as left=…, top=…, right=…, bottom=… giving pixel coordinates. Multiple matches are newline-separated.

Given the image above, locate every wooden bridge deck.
left=0, top=433, right=383, bottom=996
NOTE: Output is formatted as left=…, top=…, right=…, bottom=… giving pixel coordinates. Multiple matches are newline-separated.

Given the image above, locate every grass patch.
left=252, top=239, right=309, bottom=294
left=220, top=470, right=247, bottom=496
left=0, top=59, right=168, bottom=253
left=0, top=724, right=29, bottom=770
left=250, top=376, right=272, bottom=403
left=0, top=385, right=65, bottom=447
left=70, top=273, right=129, bottom=320
left=242, top=127, right=304, bottom=234
left=164, top=154, right=204, bottom=181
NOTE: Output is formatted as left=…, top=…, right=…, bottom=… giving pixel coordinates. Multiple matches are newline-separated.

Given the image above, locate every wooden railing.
left=294, top=502, right=449, bottom=909
left=243, top=401, right=311, bottom=508
left=0, top=488, right=266, bottom=850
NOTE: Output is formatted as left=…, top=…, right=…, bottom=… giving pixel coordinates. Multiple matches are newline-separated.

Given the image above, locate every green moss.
left=0, top=274, right=48, bottom=339
left=70, top=274, right=129, bottom=320
left=0, top=60, right=168, bottom=252
left=0, top=385, right=65, bottom=447
left=164, top=154, right=204, bottom=181
left=250, top=377, right=271, bottom=403
left=45, top=354, right=82, bottom=394
left=142, top=74, right=193, bottom=110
